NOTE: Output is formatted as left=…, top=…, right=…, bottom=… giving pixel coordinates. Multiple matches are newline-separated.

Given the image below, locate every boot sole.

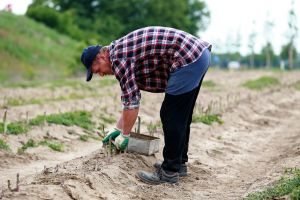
left=135, top=172, right=179, bottom=185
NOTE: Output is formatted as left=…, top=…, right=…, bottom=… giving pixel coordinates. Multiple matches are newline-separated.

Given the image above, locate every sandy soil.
left=0, top=69, right=300, bottom=200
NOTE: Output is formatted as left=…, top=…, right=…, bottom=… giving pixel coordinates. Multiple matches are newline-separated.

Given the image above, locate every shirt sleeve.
left=117, top=59, right=141, bottom=109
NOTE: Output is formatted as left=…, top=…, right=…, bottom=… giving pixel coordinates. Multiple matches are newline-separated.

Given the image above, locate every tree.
left=248, top=21, right=257, bottom=67
left=27, top=0, right=210, bottom=44
left=232, top=30, right=242, bottom=61
left=280, top=42, right=297, bottom=68
left=263, top=13, right=274, bottom=68
left=286, top=0, right=298, bottom=69
left=261, top=42, right=275, bottom=67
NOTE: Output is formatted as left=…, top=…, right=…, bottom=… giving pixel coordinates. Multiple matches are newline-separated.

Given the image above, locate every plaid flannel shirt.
left=108, top=26, right=212, bottom=109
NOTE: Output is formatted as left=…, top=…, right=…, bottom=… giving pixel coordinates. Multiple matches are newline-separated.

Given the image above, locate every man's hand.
left=115, top=133, right=129, bottom=151
left=102, top=128, right=121, bottom=144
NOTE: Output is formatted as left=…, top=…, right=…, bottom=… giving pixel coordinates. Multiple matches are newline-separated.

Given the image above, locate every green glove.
left=102, top=128, right=121, bottom=144
left=115, top=133, right=129, bottom=151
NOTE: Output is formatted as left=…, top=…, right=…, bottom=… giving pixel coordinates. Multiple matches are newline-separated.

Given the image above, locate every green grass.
left=29, top=111, right=95, bottom=130
left=3, top=93, right=101, bottom=107
left=294, top=81, right=300, bottom=91
left=0, top=122, right=29, bottom=135
left=18, top=138, right=37, bottom=153
left=0, top=76, right=117, bottom=89
left=0, top=111, right=94, bottom=135
left=5, top=97, right=43, bottom=106
left=192, top=114, right=224, bottom=125
left=244, top=168, right=300, bottom=200
left=0, top=138, right=10, bottom=150
left=0, top=11, right=79, bottom=83
left=18, top=138, right=64, bottom=153
left=242, top=76, right=280, bottom=90
left=39, top=140, right=64, bottom=152
left=202, top=80, right=217, bottom=88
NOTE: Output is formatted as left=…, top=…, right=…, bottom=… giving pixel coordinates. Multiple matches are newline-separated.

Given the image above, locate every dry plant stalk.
left=137, top=116, right=141, bottom=134
left=16, top=173, right=19, bottom=192
left=3, top=109, right=7, bottom=134
left=7, top=180, right=11, bottom=191
left=26, top=111, right=29, bottom=124
left=94, top=162, right=98, bottom=171
left=43, top=111, right=47, bottom=126
left=149, top=122, right=154, bottom=137
left=6, top=173, right=19, bottom=192
left=0, top=187, right=4, bottom=199
left=103, top=144, right=108, bottom=159
left=55, top=165, right=59, bottom=173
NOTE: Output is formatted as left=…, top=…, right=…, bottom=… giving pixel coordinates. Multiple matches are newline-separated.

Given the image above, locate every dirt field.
left=0, top=69, right=300, bottom=200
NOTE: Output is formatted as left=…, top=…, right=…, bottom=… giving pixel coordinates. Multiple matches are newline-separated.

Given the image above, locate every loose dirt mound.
left=1, top=70, right=300, bottom=199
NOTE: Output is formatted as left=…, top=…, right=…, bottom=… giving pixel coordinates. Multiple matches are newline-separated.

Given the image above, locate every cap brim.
left=86, top=67, right=93, bottom=82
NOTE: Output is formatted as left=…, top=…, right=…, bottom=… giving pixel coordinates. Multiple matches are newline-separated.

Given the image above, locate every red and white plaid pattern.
left=108, top=26, right=211, bottom=109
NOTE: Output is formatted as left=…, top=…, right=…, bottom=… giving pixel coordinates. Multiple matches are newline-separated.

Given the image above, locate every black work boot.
left=136, top=168, right=179, bottom=185
left=153, top=161, right=188, bottom=177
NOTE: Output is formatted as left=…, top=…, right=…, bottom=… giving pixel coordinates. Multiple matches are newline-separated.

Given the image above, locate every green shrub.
left=26, top=6, right=83, bottom=40
left=192, top=114, right=223, bottom=125
left=290, top=187, right=300, bottom=200
left=18, top=138, right=37, bottom=153
left=244, top=168, right=300, bottom=200
left=0, top=122, right=29, bottom=135
left=0, top=138, right=10, bottom=150
left=242, top=76, right=280, bottom=90
left=30, top=111, right=94, bottom=130
left=39, top=140, right=64, bottom=152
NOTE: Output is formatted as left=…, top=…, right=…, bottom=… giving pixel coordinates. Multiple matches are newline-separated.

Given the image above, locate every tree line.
left=26, top=0, right=298, bottom=70
left=26, top=0, right=210, bottom=45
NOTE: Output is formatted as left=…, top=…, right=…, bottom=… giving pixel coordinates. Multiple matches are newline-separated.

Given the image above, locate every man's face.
left=91, top=51, right=113, bottom=77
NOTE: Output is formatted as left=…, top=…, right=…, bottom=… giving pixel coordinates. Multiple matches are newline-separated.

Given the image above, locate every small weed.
left=147, top=121, right=161, bottom=135
left=244, top=168, right=300, bottom=200
left=202, top=80, right=217, bottom=88
left=18, top=138, right=37, bottom=153
left=0, top=138, right=10, bottom=150
left=30, top=111, right=94, bottom=130
left=39, top=140, right=64, bottom=152
left=0, top=122, right=29, bottom=135
left=192, top=114, right=223, bottom=125
left=217, top=136, right=222, bottom=140
left=6, top=98, right=24, bottom=106
left=242, top=76, right=280, bottom=90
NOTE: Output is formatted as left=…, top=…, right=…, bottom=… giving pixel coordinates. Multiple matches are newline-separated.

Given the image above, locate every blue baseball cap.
left=81, top=45, right=102, bottom=81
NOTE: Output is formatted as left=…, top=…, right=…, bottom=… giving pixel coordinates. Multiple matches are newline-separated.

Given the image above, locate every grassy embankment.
left=244, top=168, right=300, bottom=200
left=0, top=11, right=80, bottom=83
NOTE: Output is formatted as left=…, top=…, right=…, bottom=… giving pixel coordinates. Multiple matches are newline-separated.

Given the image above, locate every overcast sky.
left=1, top=0, right=299, bottom=55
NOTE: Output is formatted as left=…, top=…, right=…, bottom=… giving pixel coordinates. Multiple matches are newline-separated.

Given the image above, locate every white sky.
left=1, top=0, right=300, bottom=55
left=201, top=0, right=300, bottom=55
